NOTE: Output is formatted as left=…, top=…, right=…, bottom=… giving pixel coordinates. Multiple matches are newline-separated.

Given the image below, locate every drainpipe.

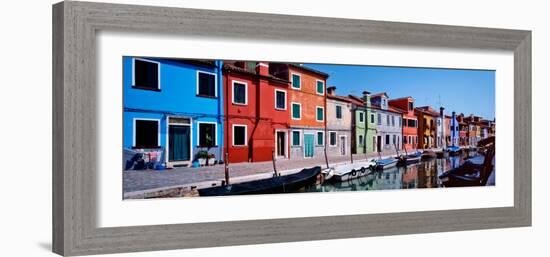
left=362, top=91, right=370, bottom=160
left=225, top=70, right=230, bottom=165
left=218, top=60, right=224, bottom=162
left=350, top=106, right=354, bottom=164
left=323, top=79, right=329, bottom=169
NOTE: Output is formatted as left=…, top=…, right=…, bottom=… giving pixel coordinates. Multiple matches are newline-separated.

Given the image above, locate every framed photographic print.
left=52, top=1, right=531, bottom=256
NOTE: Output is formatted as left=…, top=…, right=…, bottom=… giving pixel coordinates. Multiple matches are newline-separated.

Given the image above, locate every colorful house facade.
left=371, top=93, right=404, bottom=152
left=270, top=63, right=328, bottom=159
left=326, top=87, right=352, bottom=157
left=123, top=57, right=224, bottom=166
left=222, top=61, right=291, bottom=163
left=415, top=106, right=439, bottom=149
left=436, top=107, right=446, bottom=148
left=389, top=96, right=418, bottom=151
left=449, top=111, right=460, bottom=146
left=349, top=92, right=377, bottom=154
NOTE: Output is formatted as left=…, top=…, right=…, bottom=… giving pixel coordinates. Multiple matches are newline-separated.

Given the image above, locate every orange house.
left=389, top=96, right=418, bottom=151
left=270, top=63, right=328, bottom=159
left=415, top=106, right=439, bottom=149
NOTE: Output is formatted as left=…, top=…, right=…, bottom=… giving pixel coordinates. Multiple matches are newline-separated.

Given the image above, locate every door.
left=340, top=136, right=346, bottom=155
left=377, top=135, right=382, bottom=152
left=304, top=134, right=314, bottom=158
left=168, top=125, right=190, bottom=161
left=276, top=131, right=286, bottom=157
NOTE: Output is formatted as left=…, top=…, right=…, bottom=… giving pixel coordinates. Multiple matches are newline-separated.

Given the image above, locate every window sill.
left=196, top=94, right=218, bottom=99
left=275, top=108, right=287, bottom=111
left=132, top=146, right=161, bottom=149
left=132, top=86, right=161, bottom=92
left=232, top=102, right=248, bottom=106
left=232, top=145, right=247, bottom=147
left=197, top=145, right=219, bottom=148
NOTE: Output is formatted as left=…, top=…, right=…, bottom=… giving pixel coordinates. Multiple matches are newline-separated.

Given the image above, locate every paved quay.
left=124, top=151, right=402, bottom=198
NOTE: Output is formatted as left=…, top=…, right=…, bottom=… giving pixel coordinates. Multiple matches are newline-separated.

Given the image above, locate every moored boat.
left=396, top=151, right=422, bottom=166
left=447, top=146, right=461, bottom=156
left=375, top=157, right=398, bottom=170
left=331, top=160, right=376, bottom=181
left=439, top=137, right=495, bottom=187
left=198, top=166, right=321, bottom=196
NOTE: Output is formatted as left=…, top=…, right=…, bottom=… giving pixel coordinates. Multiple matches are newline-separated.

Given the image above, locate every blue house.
left=449, top=111, right=460, bottom=147
left=123, top=57, right=224, bottom=166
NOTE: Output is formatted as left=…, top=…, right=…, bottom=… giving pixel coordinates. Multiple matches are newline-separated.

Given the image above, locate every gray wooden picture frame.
left=52, top=1, right=531, bottom=256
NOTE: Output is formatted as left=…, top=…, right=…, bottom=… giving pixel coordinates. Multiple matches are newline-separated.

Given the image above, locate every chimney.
left=440, top=107, right=445, bottom=117
left=255, top=62, right=269, bottom=76
left=327, top=86, right=336, bottom=96
left=362, top=91, right=371, bottom=107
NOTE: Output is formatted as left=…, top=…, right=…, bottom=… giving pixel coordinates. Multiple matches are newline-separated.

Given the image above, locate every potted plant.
left=196, top=150, right=216, bottom=166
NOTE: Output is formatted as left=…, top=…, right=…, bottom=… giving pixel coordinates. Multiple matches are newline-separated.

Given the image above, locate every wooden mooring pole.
left=272, top=150, right=278, bottom=177
left=224, top=153, right=230, bottom=185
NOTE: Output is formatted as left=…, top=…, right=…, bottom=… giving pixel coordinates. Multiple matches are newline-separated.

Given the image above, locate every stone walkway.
left=123, top=151, right=400, bottom=197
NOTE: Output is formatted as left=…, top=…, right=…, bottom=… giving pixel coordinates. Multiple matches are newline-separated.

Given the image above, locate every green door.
left=304, top=134, right=314, bottom=158
left=169, top=125, right=190, bottom=161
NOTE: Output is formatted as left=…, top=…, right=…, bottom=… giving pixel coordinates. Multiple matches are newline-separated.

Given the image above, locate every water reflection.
left=306, top=152, right=482, bottom=193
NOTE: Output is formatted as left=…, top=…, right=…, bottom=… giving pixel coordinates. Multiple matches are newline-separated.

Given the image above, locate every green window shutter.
left=292, top=74, right=301, bottom=89
left=317, top=107, right=324, bottom=121
left=336, top=106, right=342, bottom=119
left=292, top=104, right=301, bottom=119
left=317, top=132, right=323, bottom=145
left=316, top=81, right=324, bottom=94
left=292, top=131, right=300, bottom=145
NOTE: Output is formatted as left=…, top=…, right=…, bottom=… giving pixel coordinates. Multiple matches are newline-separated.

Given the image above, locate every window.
left=197, top=71, right=217, bottom=97
left=408, top=102, right=413, bottom=111
left=316, top=80, right=324, bottom=95
left=329, top=132, right=337, bottom=146
left=358, top=135, right=364, bottom=145
left=232, top=81, right=247, bottom=105
left=232, top=125, right=247, bottom=146
left=377, top=113, right=381, bottom=125
left=359, top=112, right=364, bottom=123
left=387, top=115, right=390, bottom=126
left=134, top=119, right=159, bottom=148
left=291, top=74, right=301, bottom=89
left=371, top=114, right=375, bottom=124
left=198, top=122, right=216, bottom=147
left=336, top=106, right=342, bottom=119
left=408, top=119, right=416, bottom=128
left=391, top=116, right=395, bottom=126
left=316, top=131, right=324, bottom=146
left=275, top=90, right=286, bottom=110
left=403, top=136, right=407, bottom=144
left=385, top=135, right=390, bottom=145
left=133, top=59, right=160, bottom=90
left=291, top=103, right=301, bottom=120
left=399, top=117, right=402, bottom=127
left=393, top=135, right=396, bottom=144
left=316, top=106, right=324, bottom=122
left=292, top=131, right=301, bottom=146
left=403, top=118, right=407, bottom=127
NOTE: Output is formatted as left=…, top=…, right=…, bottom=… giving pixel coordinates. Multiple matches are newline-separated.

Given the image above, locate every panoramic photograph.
left=122, top=57, right=496, bottom=199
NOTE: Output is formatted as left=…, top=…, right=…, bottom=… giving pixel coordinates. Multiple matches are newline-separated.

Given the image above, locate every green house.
left=349, top=92, right=377, bottom=154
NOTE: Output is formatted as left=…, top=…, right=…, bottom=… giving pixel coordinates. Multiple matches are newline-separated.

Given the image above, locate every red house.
left=223, top=61, right=291, bottom=163
left=389, top=96, right=418, bottom=151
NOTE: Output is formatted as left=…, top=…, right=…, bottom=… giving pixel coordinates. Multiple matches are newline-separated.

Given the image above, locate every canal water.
left=304, top=151, right=493, bottom=193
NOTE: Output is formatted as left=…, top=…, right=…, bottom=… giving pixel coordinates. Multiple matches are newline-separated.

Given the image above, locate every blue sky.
left=304, top=64, right=495, bottom=120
